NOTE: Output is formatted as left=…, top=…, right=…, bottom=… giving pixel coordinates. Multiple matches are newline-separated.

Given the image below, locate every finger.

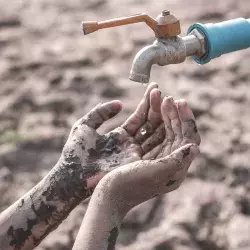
left=177, top=100, right=201, bottom=145
left=134, top=89, right=162, bottom=143
left=154, top=143, right=200, bottom=173
left=165, top=150, right=194, bottom=187
left=80, top=100, right=122, bottom=129
left=141, top=123, right=165, bottom=154
left=161, top=96, right=175, bottom=154
left=148, top=88, right=162, bottom=127
left=164, top=97, right=182, bottom=142
left=163, top=143, right=199, bottom=189
left=122, top=82, right=158, bottom=136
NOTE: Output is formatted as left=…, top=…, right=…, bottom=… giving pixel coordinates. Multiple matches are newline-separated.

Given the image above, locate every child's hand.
left=60, top=82, right=165, bottom=188
left=96, top=97, right=201, bottom=213
left=73, top=98, right=201, bottom=250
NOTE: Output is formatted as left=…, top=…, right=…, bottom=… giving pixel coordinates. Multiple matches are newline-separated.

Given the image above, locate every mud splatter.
left=107, top=226, right=118, bottom=250
left=182, top=147, right=191, bottom=158
left=7, top=217, right=38, bottom=249
left=88, top=132, right=121, bottom=161
left=166, top=180, right=177, bottom=186
left=31, top=202, right=56, bottom=224
left=6, top=160, right=100, bottom=249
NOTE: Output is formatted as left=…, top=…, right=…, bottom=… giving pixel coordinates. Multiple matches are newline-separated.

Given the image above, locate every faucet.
left=129, top=31, right=204, bottom=83
left=82, top=11, right=250, bottom=83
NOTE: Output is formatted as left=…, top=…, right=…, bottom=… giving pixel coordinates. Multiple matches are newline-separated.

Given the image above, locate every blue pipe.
left=188, top=18, right=250, bottom=64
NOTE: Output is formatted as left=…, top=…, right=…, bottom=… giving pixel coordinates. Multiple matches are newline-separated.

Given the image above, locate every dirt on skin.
left=1, top=0, right=250, bottom=249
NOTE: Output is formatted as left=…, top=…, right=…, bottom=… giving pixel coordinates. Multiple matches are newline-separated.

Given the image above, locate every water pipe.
left=188, top=18, right=250, bottom=64
left=82, top=11, right=250, bottom=83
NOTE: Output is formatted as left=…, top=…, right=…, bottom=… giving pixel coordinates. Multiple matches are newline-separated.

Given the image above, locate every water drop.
left=141, top=128, right=147, bottom=135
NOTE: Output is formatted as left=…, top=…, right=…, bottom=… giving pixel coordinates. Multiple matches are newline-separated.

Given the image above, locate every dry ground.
left=1, top=0, right=250, bottom=249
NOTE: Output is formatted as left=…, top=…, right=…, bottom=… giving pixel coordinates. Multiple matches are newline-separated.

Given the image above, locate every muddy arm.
left=73, top=97, right=201, bottom=250
left=0, top=157, right=103, bottom=250
left=0, top=84, right=162, bottom=250
left=73, top=144, right=199, bottom=250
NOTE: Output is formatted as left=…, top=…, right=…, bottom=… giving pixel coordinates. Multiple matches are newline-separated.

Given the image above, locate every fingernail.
left=167, top=96, right=174, bottom=103
left=111, top=100, right=123, bottom=111
left=179, top=99, right=187, bottom=107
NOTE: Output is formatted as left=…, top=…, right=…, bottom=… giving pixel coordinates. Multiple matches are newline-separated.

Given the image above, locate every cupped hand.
left=72, top=97, right=201, bottom=250
left=142, top=96, right=201, bottom=160
left=95, top=98, right=201, bottom=214
left=60, top=82, right=164, bottom=187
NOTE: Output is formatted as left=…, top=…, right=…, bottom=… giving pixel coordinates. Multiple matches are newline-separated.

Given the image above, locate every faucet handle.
left=82, top=11, right=181, bottom=38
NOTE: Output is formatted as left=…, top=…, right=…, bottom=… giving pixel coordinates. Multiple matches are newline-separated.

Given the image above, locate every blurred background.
left=1, top=0, right=250, bottom=249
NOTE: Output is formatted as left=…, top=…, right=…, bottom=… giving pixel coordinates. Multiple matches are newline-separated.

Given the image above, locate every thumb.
left=169, top=143, right=200, bottom=165
left=80, top=100, right=122, bottom=129
left=154, top=143, right=200, bottom=174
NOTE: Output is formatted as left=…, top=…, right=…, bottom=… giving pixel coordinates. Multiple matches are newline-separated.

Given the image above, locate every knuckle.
left=166, top=138, right=174, bottom=145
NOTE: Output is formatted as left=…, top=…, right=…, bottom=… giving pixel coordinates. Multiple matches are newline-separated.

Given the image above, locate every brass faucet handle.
left=82, top=13, right=157, bottom=35
left=82, top=11, right=181, bottom=38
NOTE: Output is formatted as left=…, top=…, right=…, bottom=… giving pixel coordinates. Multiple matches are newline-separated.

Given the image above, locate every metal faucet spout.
left=129, top=37, right=187, bottom=83
left=129, top=34, right=205, bottom=84
left=129, top=44, right=165, bottom=83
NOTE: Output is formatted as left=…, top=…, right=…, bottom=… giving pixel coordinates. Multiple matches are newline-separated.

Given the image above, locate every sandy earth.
left=1, top=0, right=250, bottom=249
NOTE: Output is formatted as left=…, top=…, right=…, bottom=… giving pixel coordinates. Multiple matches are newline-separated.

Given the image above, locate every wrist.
left=93, top=171, right=132, bottom=220
left=73, top=175, right=124, bottom=250
left=57, top=156, right=105, bottom=198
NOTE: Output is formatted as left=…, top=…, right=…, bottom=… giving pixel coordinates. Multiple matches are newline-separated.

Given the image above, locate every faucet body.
left=129, top=34, right=204, bottom=83
left=82, top=12, right=250, bottom=84
left=129, top=37, right=186, bottom=83
left=130, top=17, right=250, bottom=83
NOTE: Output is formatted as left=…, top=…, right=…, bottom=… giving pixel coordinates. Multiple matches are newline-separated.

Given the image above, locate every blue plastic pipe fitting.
left=188, top=18, right=250, bottom=64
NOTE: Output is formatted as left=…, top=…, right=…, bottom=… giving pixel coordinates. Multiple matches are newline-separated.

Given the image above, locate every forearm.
left=0, top=159, right=100, bottom=250
left=72, top=175, right=125, bottom=250
left=73, top=144, right=199, bottom=250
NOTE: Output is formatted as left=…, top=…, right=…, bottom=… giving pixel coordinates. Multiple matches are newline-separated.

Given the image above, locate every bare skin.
left=73, top=98, right=201, bottom=250
left=0, top=83, right=169, bottom=250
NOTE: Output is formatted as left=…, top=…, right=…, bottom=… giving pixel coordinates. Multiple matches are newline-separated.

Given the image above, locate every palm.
left=62, top=83, right=161, bottom=171
left=142, top=97, right=201, bottom=160
left=92, top=96, right=201, bottom=214
left=87, top=128, right=141, bottom=171
left=61, top=82, right=200, bottom=182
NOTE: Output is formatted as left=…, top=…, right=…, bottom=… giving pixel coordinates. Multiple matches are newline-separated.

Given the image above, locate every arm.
left=0, top=157, right=103, bottom=250
left=0, top=83, right=163, bottom=250
left=73, top=143, right=199, bottom=250
left=73, top=98, right=201, bottom=250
